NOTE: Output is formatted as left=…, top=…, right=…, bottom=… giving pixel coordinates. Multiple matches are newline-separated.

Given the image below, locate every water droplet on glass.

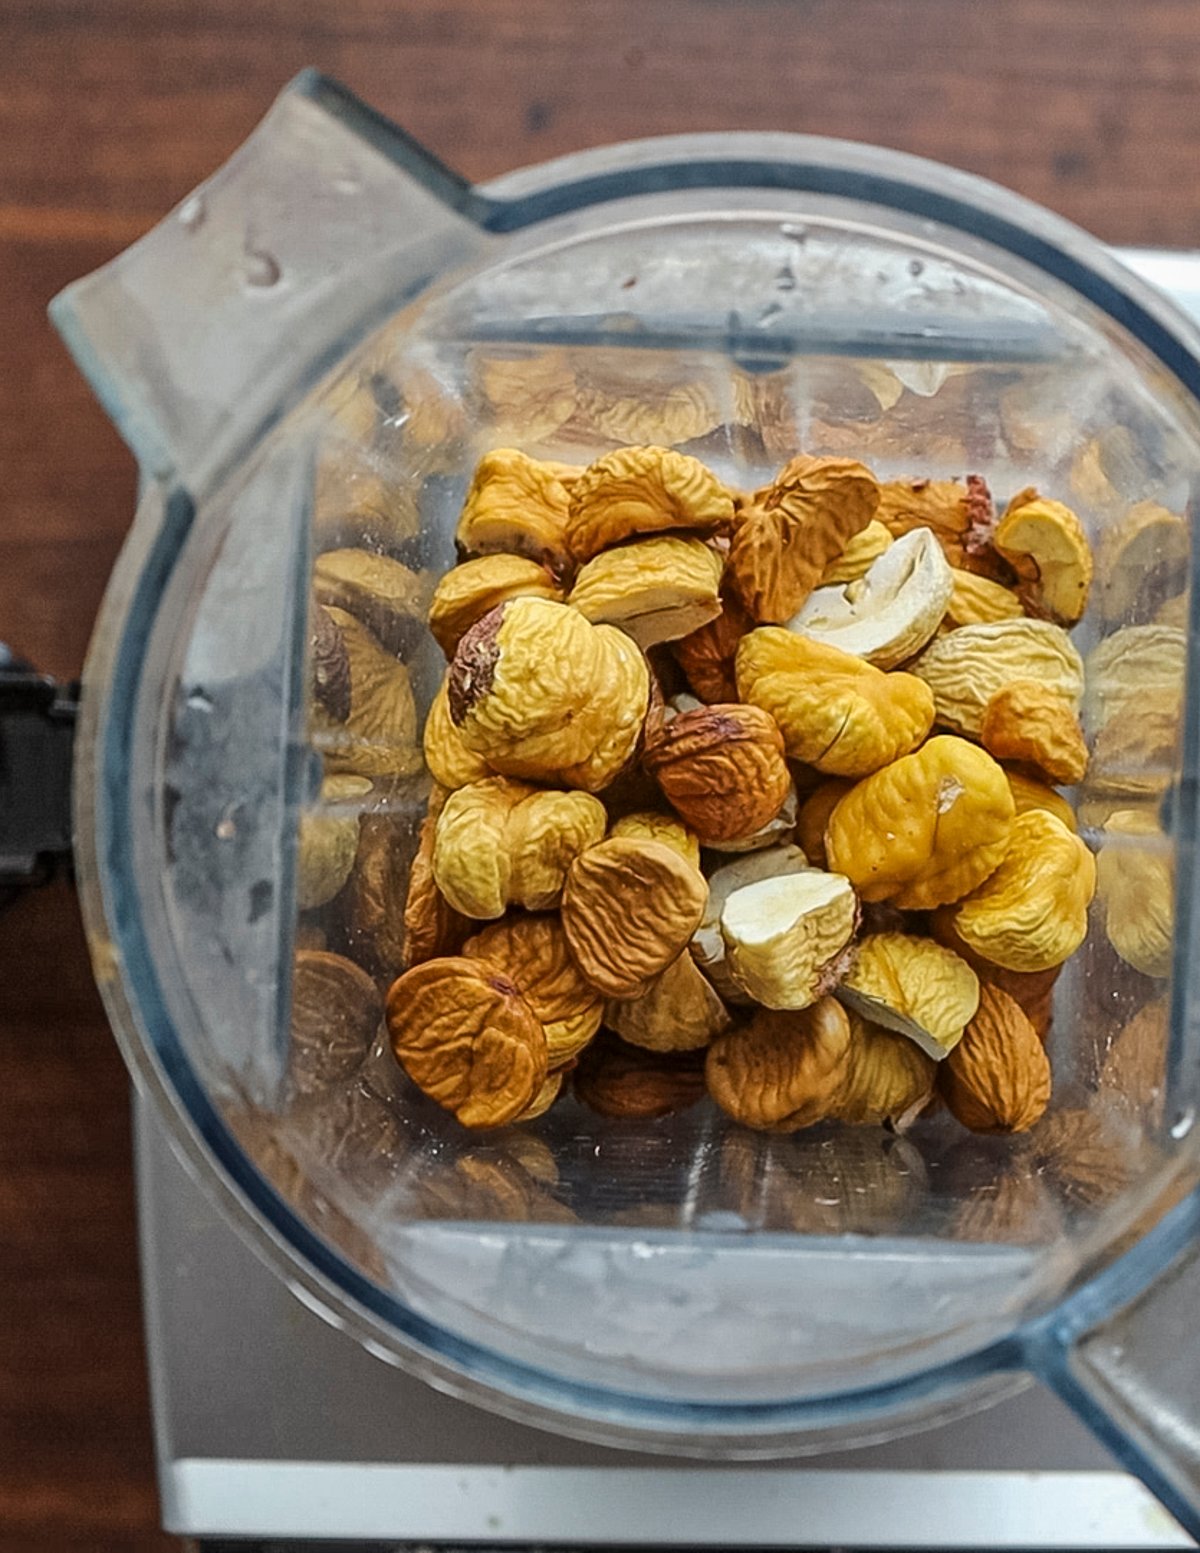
left=178, top=195, right=206, bottom=232
left=215, top=817, right=237, bottom=841
left=780, top=222, right=808, bottom=246
left=757, top=301, right=784, bottom=324
left=775, top=265, right=797, bottom=292
left=244, top=246, right=281, bottom=288
left=186, top=687, right=213, bottom=713
left=908, top=258, right=925, bottom=277
left=332, top=174, right=362, bottom=196
left=1170, top=1107, right=1195, bottom=1140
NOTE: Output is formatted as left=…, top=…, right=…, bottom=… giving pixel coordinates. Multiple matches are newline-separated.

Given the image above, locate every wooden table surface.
left=3, top=2, right=1200, bottom=1546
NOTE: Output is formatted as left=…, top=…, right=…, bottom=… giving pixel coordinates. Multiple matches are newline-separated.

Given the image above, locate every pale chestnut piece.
left=1085, top=624, right=1184, bottom=735
left=704, top=783, right=799, bottom=855
left=427, top=554, right=562, bottom=657
left=642, top=702, right=791, bottom=845
left=951, top=810, right=1096, bottom=973
left=705, top=998, right=852, bottom=1130
left=911, top=618, right=1084, bottom=737
left=1005, top=769, right=1077, bottom=832
left=826, top=736, right=1015, bottom=910
left=386, top=956, right=548, bottom=1129
left=296, top=774, right=371, bottom=910
left=423, top=679, right=491, bottom=790
left=833, top=1013, right=937, bottom=1129
left=454, top=448, right=572, bottom=576
left=786, top=528, right=954, bottom=670
left=312, top=606, right=422, bottom=779
left=561, top=837, right=709, bottom=999
left=567, top=536, right=723, bottom=648
left=994, top=488, right=1093, bottom=625
left=673, top=593, right=753, bottom=703
left=943, top=569, right=1024, bottom=629
left=820, top=520, right=893, bottom=585
left=289, top=950, right=381, bottom=1098
left=720, top=869, right=858, bottom=1011
left=313, top=549, right=431, bottom=657
left=1098, top=500, right=1188, bottom=624
left=608, top=811, right=701, bottom=870
left=980, top=679, right=1088, bottom=787
left=1096, top=809, right=1173, bottom=980
left=606, top=950, right=731, bottom=1053
left=727, top=454, right=880, bottom=623
left=399, top=808, right=471, bottom=971
left=838, top=932, right=980, bottom=1060
left=692, top=845, right=813, bottom=1002
left=566, top=445, right=734, bottom=562
left=433, top=776, right=606, bottom=919
left=736, top=629, right=934, bottom=778
left=939, top=984, right=1051, bottom=1134
left=461, top=915, right=604, bottom=1067
left=795, top=779, right=852, bottom=869
left=448, top=599, right=649, bottom=790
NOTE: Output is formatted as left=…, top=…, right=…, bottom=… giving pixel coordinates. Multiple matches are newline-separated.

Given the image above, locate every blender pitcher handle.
left=49, top=72, right=491, bottom=489
left=1027, top=1183, right=1200, bottom=1540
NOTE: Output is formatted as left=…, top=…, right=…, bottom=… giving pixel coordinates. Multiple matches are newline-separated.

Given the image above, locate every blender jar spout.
left=48, top=71, right=491, bottom=495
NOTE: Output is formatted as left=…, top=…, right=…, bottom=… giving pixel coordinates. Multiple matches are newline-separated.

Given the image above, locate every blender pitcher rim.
left=57, top=69, right=1200, bottom=1451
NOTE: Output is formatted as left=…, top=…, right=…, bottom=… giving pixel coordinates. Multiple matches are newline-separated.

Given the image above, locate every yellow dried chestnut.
left=826, top=735, right=1014, bottom=910
left=736, top=629, right=934, bottom=778
left=567, top=535, right=723, bottom=648
left=428, top=554, right=562, bottom=657
left=433, top=776, right=605, bottom=919
left=950, top=810, right=1095, bottom=973
left=566, top=444, right=733, bottom=562
left=455, top=448, right=572, bottom=577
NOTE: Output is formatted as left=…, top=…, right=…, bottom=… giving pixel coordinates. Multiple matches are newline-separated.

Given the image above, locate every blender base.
left=136, top=1094, right=1191, bottom=1549
left=136, top=246, right=1200, bottom=1552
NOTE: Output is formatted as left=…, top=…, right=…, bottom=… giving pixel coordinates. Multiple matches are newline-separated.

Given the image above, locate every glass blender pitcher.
left=49, top=71, right=1200, bottom=1536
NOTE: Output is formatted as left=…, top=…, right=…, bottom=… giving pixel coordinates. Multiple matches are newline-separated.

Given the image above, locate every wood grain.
left=2, top=2, right=1198, bottom=1545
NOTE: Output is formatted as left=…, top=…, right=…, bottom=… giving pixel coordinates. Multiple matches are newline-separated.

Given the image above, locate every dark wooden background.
left=3, top=2, right=1200, bottom=1546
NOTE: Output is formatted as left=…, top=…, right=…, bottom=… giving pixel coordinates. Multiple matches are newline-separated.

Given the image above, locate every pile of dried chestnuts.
left=295, top=439, right=1174, bottom=1147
